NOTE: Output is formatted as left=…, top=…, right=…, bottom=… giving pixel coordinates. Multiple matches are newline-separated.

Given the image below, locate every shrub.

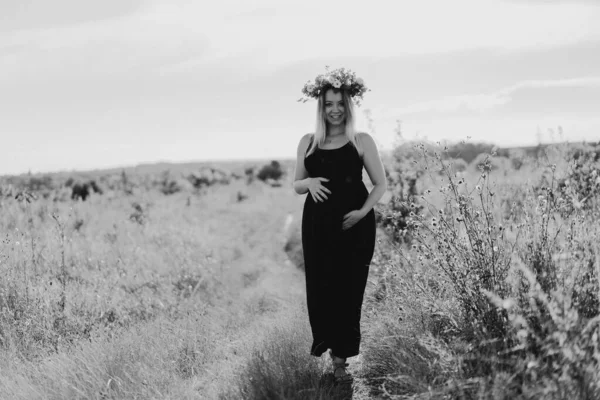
left=157, top=171, right=186, bottom=195
left=558, top=143, right=600, bottom=212
left=445, top=141, right=496, bottom=164
left=508, top=148, right=528, bottom=170
left=256, top=161, right=283, bottom=182
left=470, top=152, right=511, bottom=172
left=24, top=175, right=54, bottom=192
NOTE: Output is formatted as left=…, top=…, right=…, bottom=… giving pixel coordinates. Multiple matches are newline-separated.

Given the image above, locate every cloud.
left=372, top=76, right=600, bottom=119
left=0, top=3, right=212, bottom=83
left=2, top=0, right=600, bottom=84
left=157, top=0, right=600, bottom=69
left=0, top=0, right=145, bottom=32
left=503, top=0, right=599, bottom=5
left=503, top=76, right=600, bottom=92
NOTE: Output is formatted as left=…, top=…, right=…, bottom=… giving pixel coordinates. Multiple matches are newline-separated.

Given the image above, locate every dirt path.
left=188, top=185, right=312, bottom=398
left=168, top=183, right=372, bottom=399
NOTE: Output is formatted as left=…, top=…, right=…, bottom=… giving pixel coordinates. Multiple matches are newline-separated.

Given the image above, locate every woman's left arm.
left=358, top=133, right=388, bottom=216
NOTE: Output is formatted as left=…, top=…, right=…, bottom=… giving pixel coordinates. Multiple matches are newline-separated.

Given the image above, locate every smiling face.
left=324, top=89, right=345, bottom=126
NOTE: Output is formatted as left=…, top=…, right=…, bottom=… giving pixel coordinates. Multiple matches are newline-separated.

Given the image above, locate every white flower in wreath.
left=331, top=79, right=342, bottom=88
left=356, top=77, right=364, bottom=86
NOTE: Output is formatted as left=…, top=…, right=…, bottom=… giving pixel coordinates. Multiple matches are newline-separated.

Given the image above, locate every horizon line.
left=2, top=139, right=597, bottom=178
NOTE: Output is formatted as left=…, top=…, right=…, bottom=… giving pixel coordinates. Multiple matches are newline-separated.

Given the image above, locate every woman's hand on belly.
left=341, top=209, right=367, bottom=231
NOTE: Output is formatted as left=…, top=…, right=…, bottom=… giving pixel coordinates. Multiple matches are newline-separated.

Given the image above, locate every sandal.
left=329, top=350, right=353, bottom=384
left=333, top=363, right=353, bottom=384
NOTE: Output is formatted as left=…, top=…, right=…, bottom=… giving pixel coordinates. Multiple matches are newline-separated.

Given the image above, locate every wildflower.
left=331, top=79, right=342, bottom=88
left=493, top=246, right=498, bottom=252
left=526, top=360, right=538, bottom=369
left=476, top=185, right=481, bottom=191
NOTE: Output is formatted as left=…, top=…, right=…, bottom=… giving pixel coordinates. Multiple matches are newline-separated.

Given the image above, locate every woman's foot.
left=329, top=350, right=353, bottom=384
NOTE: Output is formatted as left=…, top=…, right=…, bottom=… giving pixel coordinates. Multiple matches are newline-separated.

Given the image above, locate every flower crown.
left=298, top=66, right=370, bottom=107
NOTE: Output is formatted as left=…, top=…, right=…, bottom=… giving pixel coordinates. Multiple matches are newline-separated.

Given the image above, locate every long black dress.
left=301, top=135, right=376, bottom=359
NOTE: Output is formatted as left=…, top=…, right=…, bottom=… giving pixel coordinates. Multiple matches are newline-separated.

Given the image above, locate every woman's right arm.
left=292, top=134, right=313, bottom=195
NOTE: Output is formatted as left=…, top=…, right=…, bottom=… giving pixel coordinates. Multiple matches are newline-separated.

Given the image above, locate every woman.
left=293, top=67, right=387, bottom=384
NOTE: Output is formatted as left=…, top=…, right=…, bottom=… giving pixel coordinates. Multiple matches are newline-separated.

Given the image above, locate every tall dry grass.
left=0, top=177, right=315, bottom=399
left=2, top=140, right=598, bottom=399
left=361, top=140, right=600, bottom=399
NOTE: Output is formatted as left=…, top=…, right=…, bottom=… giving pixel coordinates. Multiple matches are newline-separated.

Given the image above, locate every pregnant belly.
left=307, top=182, right=368, bottom=215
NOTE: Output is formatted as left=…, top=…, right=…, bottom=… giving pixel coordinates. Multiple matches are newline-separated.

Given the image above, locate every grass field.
left=1, top=140, right=599, bottom=399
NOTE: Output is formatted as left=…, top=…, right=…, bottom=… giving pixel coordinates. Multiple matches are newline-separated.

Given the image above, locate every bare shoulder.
left=297, top=133, right=314, bottom=154
left=356, top=132, right=377, bottom=149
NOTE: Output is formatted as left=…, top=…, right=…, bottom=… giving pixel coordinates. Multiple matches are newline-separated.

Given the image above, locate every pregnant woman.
left=292, top=67, right=387, bottom=384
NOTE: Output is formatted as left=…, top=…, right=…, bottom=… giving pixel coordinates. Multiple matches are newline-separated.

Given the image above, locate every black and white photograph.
left=1, top=1, right=600, bottom=399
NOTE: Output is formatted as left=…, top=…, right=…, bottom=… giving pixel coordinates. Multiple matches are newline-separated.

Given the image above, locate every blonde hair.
left=305, top=88, right=364, bottom=158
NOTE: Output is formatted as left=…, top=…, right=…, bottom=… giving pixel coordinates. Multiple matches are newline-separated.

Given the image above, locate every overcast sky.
left=1, top=0, right=599, bottom=175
